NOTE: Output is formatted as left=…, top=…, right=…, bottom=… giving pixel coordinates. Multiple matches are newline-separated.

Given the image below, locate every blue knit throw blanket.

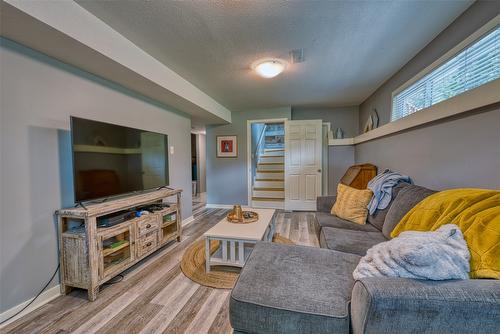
left=367, top=169, right=412, bottom=215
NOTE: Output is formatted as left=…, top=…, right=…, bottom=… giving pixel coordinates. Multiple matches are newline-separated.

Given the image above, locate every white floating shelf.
left=328, top=78, right=500, bottom=147
left=328, top=138, right=355, bottom=146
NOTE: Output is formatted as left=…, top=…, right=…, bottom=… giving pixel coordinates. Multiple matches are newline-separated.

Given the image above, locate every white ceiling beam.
left=1, top=0, right=232, bottom=124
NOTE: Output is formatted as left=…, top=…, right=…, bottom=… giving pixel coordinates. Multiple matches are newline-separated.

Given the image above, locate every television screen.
left=71, top=117, right=169, bottom=202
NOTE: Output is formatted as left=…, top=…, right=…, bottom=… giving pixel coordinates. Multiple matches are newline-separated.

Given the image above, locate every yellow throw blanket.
left=391, top=188, right=500, bottom=279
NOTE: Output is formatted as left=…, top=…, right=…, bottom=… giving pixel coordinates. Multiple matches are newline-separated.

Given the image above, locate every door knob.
left=317, top=169, right=322, bottom=173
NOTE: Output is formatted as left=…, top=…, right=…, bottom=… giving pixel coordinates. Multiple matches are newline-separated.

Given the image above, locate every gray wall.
left=328, top=146, right=355, bottom=195
left=355, top=0, right=500, bottom=191
left=206, top=107, right=291, bottom=205
left=0, top=38, right=192, bottom=313
left=292, top=106, right=359, bottom=138
left=356, top=105, right=500, bottom=190
left=358, top=0, right=500, bottom=131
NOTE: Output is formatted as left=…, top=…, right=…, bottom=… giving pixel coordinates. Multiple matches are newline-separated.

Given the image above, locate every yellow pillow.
left=331, top=183, right=373, bottom=225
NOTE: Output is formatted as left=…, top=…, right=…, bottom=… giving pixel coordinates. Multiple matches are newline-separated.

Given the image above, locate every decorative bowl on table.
left=227, top=205, right=259, bottom=224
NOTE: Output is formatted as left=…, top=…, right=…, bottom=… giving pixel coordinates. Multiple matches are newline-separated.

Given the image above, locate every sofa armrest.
left=316, top=196, right=336, bottom=212
left=351, top=277, right=500, bottom=334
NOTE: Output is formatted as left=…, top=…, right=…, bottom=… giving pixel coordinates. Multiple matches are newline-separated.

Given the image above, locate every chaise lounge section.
left=230, top=243, right=360, bottom=334
left=229, top=184, right=500, bottom=333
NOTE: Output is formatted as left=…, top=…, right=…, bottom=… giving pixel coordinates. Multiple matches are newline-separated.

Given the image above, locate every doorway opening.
left=191, top=132, right=206, bottom=212
left=247, top=119, right=286, bottom=209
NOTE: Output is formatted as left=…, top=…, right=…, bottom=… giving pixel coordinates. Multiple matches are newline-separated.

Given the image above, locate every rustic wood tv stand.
left=56, top=188, right=182, bottom=301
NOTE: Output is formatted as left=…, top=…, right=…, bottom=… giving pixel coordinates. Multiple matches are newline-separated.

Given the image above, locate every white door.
left=141, top=132, right=167, bottom=189
left=284, top=120, right=322, bottom=211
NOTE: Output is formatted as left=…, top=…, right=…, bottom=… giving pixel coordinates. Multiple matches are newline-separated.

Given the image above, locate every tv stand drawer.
left=137, top=215, right=159, bottom=236
left=137, top=231, right=159, bottom=257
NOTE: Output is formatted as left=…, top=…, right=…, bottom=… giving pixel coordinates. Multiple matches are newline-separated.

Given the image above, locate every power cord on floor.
left=0, top=267, right=125, bottom=326
left=0, top=264, right=60, bottom=326
left=103, top=274, right=124, bottom=285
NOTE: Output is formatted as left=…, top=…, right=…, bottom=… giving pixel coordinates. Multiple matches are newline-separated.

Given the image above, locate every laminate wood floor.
left=1, top=208, right=319, bottom=334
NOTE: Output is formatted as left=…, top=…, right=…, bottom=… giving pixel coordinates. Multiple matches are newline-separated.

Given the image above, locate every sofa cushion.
left=230, top=242, right=361, bottom=334
left=382, top=185, right=437, bottom=239
left=319, top=227, right=387, bottom=256
left=317, top=195, right=337, bottom=212
left=367, top=182, right=409, bottom=231
left=331, top=183, right=373, bottom=225
left=351, top=277, right=500, bottom=334
left=316, top=212, right=379, bottom=233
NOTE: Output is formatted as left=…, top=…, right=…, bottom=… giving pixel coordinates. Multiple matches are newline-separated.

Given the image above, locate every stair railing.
left=252, top=124, right=268, bottom=187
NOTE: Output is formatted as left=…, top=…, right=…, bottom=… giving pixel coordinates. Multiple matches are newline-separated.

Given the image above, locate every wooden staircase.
left=252, top=148, right=285, bottom=209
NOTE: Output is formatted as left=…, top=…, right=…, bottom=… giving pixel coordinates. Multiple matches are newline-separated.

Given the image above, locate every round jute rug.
left=180, top=234, right=294, bottom=289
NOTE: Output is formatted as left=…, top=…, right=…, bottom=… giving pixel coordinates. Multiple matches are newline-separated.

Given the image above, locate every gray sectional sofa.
left=230, top=184, right=500, bottom=334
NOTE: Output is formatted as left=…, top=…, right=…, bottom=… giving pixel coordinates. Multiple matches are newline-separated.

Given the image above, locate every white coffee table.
left=203, top=208, right=276, bottom=272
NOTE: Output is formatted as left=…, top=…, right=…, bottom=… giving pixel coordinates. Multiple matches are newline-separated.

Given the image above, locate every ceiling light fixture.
left=252, top=58, right=287, bottom=78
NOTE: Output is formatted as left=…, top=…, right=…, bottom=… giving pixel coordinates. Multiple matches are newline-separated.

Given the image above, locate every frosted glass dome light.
left=252, top=59, right=287, bottom=78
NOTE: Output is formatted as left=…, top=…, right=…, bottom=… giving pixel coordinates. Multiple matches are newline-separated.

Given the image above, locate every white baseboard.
left=182, top=215, right=195, bottom=227
left=206, top=204, right=234, bottom=209
left=0, top=284, right=61, bottom=328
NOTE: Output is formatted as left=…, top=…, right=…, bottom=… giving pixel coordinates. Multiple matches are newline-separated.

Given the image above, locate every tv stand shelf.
left=56, top=188, right=182, bottom=301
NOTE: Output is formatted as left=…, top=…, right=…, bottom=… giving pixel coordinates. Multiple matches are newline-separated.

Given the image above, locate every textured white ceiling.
left=76, top=0, right=472, bottom=111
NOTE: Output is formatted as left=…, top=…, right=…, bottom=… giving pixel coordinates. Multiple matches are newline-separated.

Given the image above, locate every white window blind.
left=392, top=26, right=499, bottom=121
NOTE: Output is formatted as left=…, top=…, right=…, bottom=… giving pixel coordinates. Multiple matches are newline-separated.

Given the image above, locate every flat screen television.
left=71, top=116, right=169, bottom=203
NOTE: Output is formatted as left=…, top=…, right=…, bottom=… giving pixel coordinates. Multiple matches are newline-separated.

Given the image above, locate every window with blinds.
left=392, top=26, right=499, bottom=122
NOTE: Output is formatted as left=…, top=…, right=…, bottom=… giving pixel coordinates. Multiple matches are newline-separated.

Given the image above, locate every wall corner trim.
left=0, top=284, right=61, bottom=329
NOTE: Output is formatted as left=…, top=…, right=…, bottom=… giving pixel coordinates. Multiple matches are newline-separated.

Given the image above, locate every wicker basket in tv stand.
left=56, top=188, right=182, bottom=301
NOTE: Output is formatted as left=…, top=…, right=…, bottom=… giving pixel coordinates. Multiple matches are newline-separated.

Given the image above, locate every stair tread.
left=256, top=170, right=284, bottom=173
left=257, top=162, right=284, bottom=165
left=253, top=187, right=284, bottom=191
left=255, top=178, right=284, bottom=181
left=252, top=197, right=285, bottom=201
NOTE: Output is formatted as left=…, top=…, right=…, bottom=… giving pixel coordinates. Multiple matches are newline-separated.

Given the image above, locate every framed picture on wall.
left=217, top=135, right=238, bottom=158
